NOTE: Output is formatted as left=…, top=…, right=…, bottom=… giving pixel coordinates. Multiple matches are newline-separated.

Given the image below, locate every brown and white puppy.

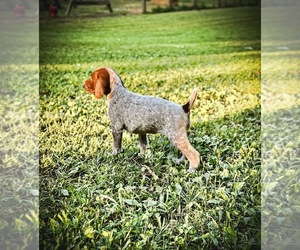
left=83, top=67, right=200, bottom=172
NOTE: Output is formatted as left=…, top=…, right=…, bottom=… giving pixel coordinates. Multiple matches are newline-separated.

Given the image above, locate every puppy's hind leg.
left=172, top=134, right=200, bottom=172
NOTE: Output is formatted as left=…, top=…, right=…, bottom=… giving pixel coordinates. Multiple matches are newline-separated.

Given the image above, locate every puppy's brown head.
left=83, top=68, right=111, bottom=99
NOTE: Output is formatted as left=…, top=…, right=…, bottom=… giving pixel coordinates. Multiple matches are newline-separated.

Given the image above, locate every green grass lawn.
left=261, top=6, right=300, bottom=249
left=40, top=7, right=261, bottom=249
left=0, top=8, right=39, bottom=248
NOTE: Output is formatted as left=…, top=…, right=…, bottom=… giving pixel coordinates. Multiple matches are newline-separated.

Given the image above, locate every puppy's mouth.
left=83, top=82, right=90, bottom=91
left=83, top=85, right=95, bottom=95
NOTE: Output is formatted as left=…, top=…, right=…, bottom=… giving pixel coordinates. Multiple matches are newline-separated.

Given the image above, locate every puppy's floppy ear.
left=93, top=68, right=111, bottom=99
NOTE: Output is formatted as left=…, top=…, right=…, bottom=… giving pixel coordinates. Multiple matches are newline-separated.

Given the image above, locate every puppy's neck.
left=105, top=68, right=126, bottom=100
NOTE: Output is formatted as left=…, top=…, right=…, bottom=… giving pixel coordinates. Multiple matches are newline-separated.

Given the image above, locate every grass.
left=39, top=7, right=261, bottom=249
left=0, top=65, right=39, bottom=250
left=0, top=4, right=39, bottom=248
left=261, top=5, right=300, bottom=249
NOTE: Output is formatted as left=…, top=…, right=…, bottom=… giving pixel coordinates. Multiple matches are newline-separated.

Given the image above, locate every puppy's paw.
left=173, top=155, right=186, bottom=165
left=112, top=148, right=121, bottom=155
left=187, top=168, right=196, bottom=173
left=139, top=149, right=152, bottom=158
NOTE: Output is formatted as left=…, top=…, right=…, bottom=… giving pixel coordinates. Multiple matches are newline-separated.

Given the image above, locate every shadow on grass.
left=262, top=105, right=300, bottom=248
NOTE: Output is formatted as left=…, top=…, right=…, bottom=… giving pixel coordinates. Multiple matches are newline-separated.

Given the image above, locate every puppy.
left=83, top=67, right=200, bottom=172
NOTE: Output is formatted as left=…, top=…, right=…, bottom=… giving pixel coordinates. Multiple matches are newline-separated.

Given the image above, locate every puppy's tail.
left=182, top=87, right=198, bottom=113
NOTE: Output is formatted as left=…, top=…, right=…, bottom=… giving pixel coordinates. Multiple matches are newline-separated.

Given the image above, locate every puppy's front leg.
left=112, top=132, right=123, bottom=155
left=139, top=134, right=149, bottom=154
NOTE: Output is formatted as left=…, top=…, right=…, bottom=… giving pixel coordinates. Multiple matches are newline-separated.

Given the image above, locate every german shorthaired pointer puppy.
left=83, top=67, right=200, bottom=172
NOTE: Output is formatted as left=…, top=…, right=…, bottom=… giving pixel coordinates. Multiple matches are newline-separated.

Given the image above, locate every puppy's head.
left=83, top=68, right=111, bottom=99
